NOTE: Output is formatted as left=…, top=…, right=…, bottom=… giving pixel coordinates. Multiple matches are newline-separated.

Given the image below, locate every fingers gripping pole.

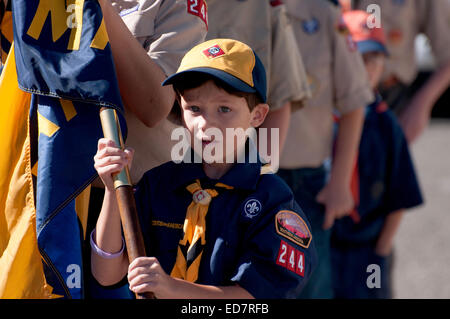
left=99, top=107, right=154, bottom=299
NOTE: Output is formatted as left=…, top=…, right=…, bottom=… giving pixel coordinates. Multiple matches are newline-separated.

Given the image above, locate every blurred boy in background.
left=331, top=10, right=423, bottom=299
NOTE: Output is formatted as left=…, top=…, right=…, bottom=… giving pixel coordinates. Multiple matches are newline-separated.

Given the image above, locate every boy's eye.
left=190, top=106, right=200, bottom=112
left=218, top=106, right=231, bottom=113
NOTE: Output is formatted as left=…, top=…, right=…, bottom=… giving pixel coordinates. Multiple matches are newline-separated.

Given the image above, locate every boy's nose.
left=197, top=114, right=215, bottom=131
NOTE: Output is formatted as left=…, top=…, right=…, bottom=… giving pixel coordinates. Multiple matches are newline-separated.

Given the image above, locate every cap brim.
left=357, top=40, right=389, bottom=56
left=162, top=67, right=257, bottom=93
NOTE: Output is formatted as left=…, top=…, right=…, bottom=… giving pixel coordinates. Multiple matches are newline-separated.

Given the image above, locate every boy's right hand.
left=94, top=138, right=134, bottom=191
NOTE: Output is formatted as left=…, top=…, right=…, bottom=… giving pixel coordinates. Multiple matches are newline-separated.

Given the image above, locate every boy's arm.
left=375, top=210, right=405, bottom=256
left=400, top=0, right=450, bottom=143
left=317, top=106, right=364, bottom=230
left=91, top=188, right=129, bottom=286
left=398, top=60, right=450, bottom=143
left=127, top=257, right=254, bottom=299
left=91, top=138, right=132, bottom=286
left=317, top=5, right=373, bottom=230
left=98, top=0, right=175, bottom=127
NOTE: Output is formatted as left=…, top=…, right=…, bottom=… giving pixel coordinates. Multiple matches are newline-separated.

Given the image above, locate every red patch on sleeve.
left=270, top=0, right=283, bottom=6
left=187, top=0, right=208, bottom=30
left=276, top=240, right=305, bottom=277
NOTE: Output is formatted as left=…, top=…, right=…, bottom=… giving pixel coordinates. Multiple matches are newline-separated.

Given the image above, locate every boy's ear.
left=250, top=103, right=270, bottom=128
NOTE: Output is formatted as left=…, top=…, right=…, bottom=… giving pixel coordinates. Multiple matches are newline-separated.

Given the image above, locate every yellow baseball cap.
left=162, top=38, right=267, bottom=103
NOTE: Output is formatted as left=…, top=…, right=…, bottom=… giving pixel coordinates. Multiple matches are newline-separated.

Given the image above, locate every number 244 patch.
left=187, top=0, right=208, bottom=30
left=276, top=240, right=305, bottom=277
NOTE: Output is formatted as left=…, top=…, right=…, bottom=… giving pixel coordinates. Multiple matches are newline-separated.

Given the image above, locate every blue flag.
left=11, top=0, right=127, bottom=299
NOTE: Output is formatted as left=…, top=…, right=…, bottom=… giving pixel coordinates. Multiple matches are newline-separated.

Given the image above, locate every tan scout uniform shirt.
left=354, top=0, right=450, bottom=85
left=280, top=0, right=374, bottom=169
left=206, top=0, right=311, bottom=111
left=111, top=0, right=207, bottom=183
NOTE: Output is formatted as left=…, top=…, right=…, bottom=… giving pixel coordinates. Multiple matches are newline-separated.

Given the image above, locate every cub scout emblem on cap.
left=275, top=211, right=311, bottom=248
left=193, top=189, right=212, bottom=205
left=243, top=199, right=262, bottom=218
left=203, top=45, right=225, bottom=59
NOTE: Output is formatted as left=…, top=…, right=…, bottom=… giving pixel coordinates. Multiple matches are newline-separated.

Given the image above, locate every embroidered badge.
left=275, top=211, right=312, bottom=248
left=187, top=0, right=208, bottom=30
left=276, top=240, right=305, bottom=277
left=302, top=18, right=320, bottom=34
left=243, top=199, right=262, bottom=219
left=202, top=45, right=225, bottom=59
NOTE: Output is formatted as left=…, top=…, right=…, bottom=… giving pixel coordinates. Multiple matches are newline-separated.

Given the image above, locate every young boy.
left=91, top=39, right=317, bottom=299
left=330, top=10, right=423, bottom=299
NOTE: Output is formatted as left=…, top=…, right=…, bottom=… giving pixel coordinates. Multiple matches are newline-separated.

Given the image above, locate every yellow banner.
left=0, top=46, right=55, bottom=299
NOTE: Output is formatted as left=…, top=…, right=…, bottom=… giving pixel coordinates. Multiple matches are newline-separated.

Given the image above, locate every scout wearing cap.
left=330, top=10, right=423, bottom=299
left=124, top=39, right=317, bottom=298
left=277, top=0, right=374, bottom=299
left=206, top=0, right=311, bottom=112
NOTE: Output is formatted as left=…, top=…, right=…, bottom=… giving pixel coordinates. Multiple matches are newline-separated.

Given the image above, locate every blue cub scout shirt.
left=134, top=152, right=317, bottom=299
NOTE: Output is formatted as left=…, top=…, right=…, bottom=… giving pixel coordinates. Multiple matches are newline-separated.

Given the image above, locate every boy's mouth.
left=199, top=136, right=220, bottom=147
left=201, top=138, right=214, bottom=146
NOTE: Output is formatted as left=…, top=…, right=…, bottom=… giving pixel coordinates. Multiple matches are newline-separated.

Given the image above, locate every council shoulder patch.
left=275, top=210, right=311, bottom=248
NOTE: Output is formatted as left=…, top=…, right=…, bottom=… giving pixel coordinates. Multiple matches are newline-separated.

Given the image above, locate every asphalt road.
left=392, top=119, right=450, bottom=299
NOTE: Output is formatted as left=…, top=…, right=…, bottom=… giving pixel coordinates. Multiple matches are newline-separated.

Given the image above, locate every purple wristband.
left=90, top=229, right=125, bottom=259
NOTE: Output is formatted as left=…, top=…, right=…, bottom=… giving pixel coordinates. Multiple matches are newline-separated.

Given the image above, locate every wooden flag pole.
left=99, top=107, right=154, bottom=299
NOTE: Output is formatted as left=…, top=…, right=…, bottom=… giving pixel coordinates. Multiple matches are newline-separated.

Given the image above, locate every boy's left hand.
left=316, top=181, right=355, bottom=230
left=128, top=257, right=175, bottom=298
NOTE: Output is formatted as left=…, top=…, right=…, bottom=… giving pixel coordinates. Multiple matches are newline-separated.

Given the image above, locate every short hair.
left=167, top=73, right=263, bottom=125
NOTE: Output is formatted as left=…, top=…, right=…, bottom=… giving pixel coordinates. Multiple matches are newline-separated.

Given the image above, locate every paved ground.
left=392, top=119, right=450, bottom=299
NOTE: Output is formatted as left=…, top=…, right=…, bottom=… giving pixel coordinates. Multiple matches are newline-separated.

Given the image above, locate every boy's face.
left=179, top=80, right=269, bottom=163
left=362, top=52, right=385, bottom=89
